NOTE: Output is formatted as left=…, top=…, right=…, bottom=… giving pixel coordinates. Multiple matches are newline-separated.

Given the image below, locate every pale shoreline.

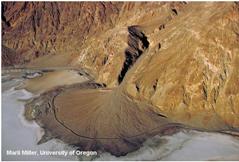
left=2, top=73, right=79, bottom=161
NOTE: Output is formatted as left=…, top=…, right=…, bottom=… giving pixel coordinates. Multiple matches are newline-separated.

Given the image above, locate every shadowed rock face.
left=118, top=26, right=149, bottom=84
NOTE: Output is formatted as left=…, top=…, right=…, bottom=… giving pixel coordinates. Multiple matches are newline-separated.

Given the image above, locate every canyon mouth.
left=2, top=1, right=239, bottom=161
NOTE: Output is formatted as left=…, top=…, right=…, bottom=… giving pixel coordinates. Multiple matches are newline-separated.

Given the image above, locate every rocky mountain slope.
left=2, top=2, right=239, bottom=130
left=2, top=2, right=122, bottom=65
left=122, top=2, right=239, bottom=129
left=2, top=45, right=21, bottom=66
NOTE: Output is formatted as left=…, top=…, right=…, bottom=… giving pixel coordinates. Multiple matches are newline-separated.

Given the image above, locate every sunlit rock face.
left=123, top=2, right=239, bottom=129
left=2, top=2, right=239, bottom=130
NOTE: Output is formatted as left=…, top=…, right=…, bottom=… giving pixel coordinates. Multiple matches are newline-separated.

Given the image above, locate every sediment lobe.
left=25, top=82, right=182, bottom=156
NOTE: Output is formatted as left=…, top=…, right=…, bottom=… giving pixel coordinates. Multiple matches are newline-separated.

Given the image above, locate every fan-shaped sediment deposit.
left=25, top=82, right=184, bottom=156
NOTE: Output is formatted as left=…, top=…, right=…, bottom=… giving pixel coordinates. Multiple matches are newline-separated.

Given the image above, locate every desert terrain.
left=2, top=1, right=239, bottom=160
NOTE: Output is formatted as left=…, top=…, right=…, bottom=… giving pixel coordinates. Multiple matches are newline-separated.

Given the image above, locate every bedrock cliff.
left=2, top=2, right=239, bottom=132
left=122, top=2, right=239, bottom=129
left=2, top=2, right=122, bottom=65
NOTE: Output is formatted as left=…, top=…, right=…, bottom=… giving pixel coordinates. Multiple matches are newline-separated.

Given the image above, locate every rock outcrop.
left=123, top=2, right=239, bottom=129
left=2, top=2, right=122, bottom=65
left=2, top=45, right=21, bottom=66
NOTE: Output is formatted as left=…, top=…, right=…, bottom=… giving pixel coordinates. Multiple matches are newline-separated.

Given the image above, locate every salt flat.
left=96, top=130, right=239, bottom=160
left=1, top=74, right=78, bottom=161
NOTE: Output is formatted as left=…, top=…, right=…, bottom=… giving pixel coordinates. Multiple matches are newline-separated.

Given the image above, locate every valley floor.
left=2, top=69, right=239, bottom=160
